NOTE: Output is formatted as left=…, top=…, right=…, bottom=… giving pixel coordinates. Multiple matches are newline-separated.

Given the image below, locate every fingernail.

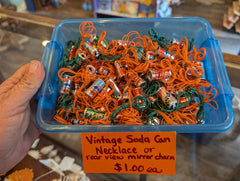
left=29, top=61, right=39, bottom=73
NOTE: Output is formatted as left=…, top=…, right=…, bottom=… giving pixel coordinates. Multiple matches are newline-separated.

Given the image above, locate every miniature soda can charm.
left=133, top=87, right=144, bottom=105
left=90, top=35, right=107, bottom=48
left=157, top=86, right=177, bottom=109
left=84, top=108, right=105, bottom=120
left=121, top=86, right=129, bottom=101
left=132, top=87, right=143, bottom=98
left=84, top=42, right=99, bottom=57
left=97, top=67, right=116, bottom=80
left=146, top=51, right=155, bottom=60
left=171, top=38, right=183, bottom=47
left=107, top=79, right=121, bottom=100
left=85, top=78, right=105, bottom=99
left=86, top=60, right=101, bottom=74
left=114, top=61, right=127, bottom=78
left=70, top=118, right=82, bottom=124
left=147, top=68, right=172, bottom=82
left=71, top=83, right=81, bottom=95
left=179, top=95, right=189, bottom=105
left=127, top=72, right=146, bottom=87
left=157, top=47, right=174, bottom=59
left=148, top=95, right=158, bottom=104
left=147, top=116, right=161, bottom=125
left=68, top=45, right=77, bottom=61
left=60, top=74, right=72, bottom=94
left=134, top=76, right=146, bottom=87
left=78, top=52, right=87, bottom=60
left=135, top=46, right=144, bottom=60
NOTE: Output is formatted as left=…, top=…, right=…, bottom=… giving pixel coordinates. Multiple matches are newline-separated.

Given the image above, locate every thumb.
left=11, top=60, right=45, bottom=106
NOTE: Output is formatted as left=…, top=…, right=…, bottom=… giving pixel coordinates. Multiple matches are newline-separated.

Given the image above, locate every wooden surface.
left=222, top=52, right=240, bottom=88
left=1, top=134, right=87, bottom=181
left=0, top=8, right=60, bottom=40
left=0, top=8, right=60, bottom=27
left=6, top=155, right=60, bottom=181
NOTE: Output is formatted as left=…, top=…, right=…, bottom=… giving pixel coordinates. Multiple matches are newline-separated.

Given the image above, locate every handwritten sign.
left=81, top=132, right=176, bottom=175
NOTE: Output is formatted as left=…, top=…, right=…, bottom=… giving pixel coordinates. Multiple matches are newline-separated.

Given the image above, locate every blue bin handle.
left=215, top=40, right=234, bottom=99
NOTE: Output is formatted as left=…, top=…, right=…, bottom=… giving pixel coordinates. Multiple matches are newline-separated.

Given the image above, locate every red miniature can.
left=179, top=95, right=189, bottom=104
left=147, top=68, right=172, bottom=81
left=157, top=47, right=174, bottom=59
left=132, top=87, right=143, bottom=98
left=97, top=67, right=116, bottom=80
left=148, top=95, right=158, bottom=104
left=134, top=76, right=146, bottom=87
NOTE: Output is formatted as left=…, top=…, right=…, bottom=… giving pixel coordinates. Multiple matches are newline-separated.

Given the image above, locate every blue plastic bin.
left=36, top=18, right=234, bottom=133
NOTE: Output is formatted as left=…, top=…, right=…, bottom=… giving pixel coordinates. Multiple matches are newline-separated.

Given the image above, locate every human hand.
left=0, top=60, right=45, bottom=173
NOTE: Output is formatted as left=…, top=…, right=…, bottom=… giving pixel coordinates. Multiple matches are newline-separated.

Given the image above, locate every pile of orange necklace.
left=54, top=21, right=218, bottom=125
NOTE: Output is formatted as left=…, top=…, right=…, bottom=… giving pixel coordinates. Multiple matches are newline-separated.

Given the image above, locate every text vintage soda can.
left=156, top=86, right=177, bottom=109
left=85, top=78, right=105, bottom=99
left=147, top=68, right=172, bottom=81
left=84, top=108, right=105, bottom=120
